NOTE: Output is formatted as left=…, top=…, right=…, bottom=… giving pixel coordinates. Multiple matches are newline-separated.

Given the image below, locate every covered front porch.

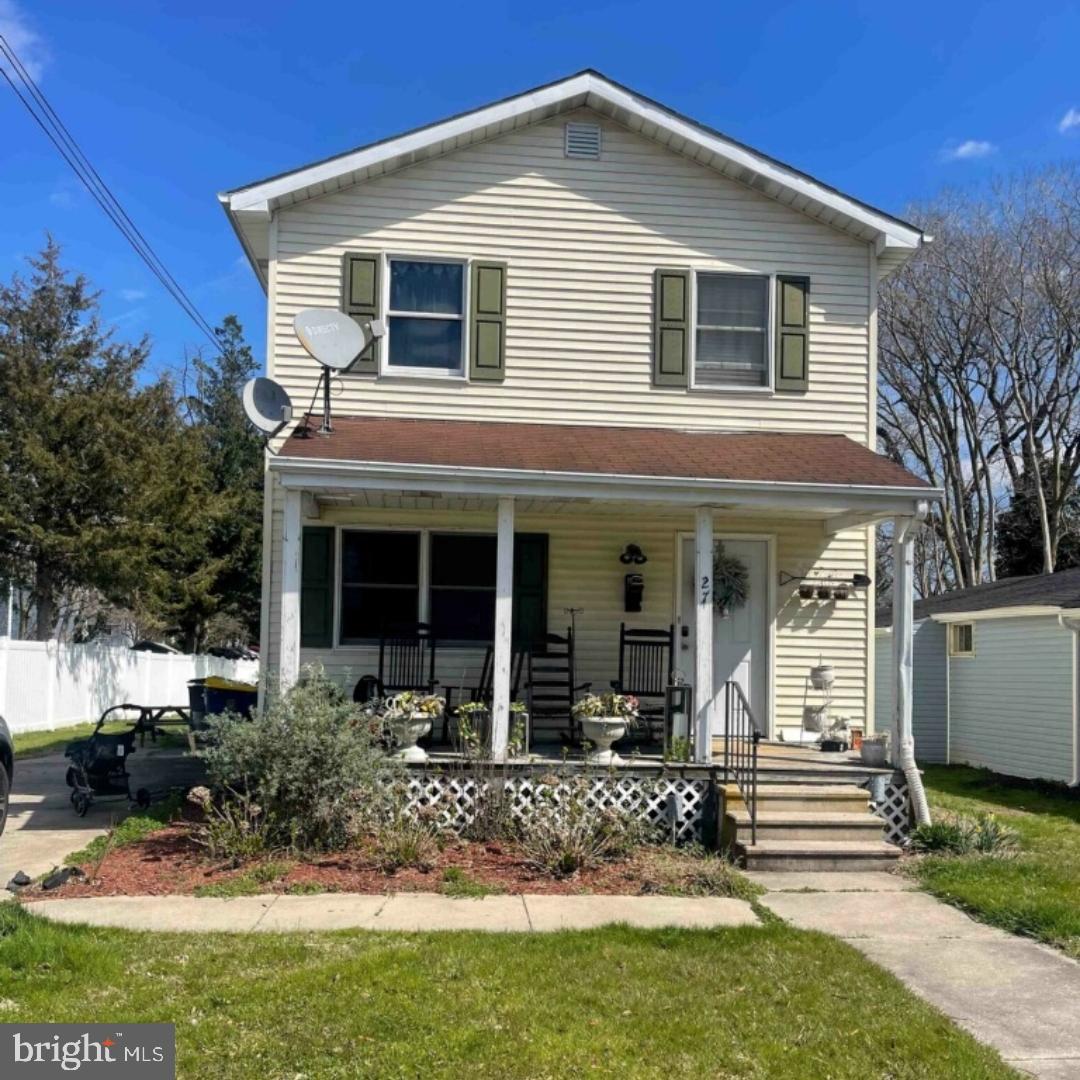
left=265, top=416, right=934, bottom=786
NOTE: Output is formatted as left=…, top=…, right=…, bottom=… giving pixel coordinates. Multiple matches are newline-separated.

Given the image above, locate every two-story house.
left=220, top=71, right=936, bottom=803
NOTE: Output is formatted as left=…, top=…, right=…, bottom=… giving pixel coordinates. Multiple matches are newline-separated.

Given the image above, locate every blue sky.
left=3, top=0, right=1079, bottom=378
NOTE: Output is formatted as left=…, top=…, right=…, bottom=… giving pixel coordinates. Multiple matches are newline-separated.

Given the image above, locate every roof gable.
left=220, top=70, right=924, bottom=284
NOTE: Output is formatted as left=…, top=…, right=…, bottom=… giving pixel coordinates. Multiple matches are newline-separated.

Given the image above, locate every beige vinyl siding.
left=873, top=620, right=948, bottom=760
left=948, top=616, right=1077, bottom=783
left=264, top=480, right=871, bottom=735
left=268, top=108, right=872, bottom=441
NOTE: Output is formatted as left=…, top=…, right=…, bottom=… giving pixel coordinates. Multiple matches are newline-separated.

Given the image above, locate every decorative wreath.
left=713, top=542, right=750, bottom=614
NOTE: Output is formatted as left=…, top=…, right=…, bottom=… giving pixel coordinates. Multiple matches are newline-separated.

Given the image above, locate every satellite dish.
left=242, top=377, right=293, bottom=437
left=293, top=309, right=370, bottom=371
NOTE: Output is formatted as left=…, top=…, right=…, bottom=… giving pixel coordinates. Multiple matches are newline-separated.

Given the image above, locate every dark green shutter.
left=512, top=533, right=548, bottom=649
left=300, top=526, right=334, bottom=648
left=469, top=261, right=507, bottom=381
left=775, top=275, right=810, bottom=392
left=653, top=268, right=690, bottom=387
left=341, top=253, right=380, bottom=374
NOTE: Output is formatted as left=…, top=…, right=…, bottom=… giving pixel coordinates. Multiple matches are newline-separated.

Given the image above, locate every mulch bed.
left=32, top=819, right=684, bottom=899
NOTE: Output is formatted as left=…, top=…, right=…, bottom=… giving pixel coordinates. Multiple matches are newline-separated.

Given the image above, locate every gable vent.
left=565, top=122, right=602, bottom=159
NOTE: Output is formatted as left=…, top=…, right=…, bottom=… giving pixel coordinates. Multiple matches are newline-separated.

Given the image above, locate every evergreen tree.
left=996, top=469, right=1080, bottom=579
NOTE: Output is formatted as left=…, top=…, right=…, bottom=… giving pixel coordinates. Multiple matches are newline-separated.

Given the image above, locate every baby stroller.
left=65, top=709, right=151, bottom=817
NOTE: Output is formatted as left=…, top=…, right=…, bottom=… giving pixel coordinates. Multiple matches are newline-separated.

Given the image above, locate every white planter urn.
left=809, top=664, right=835, bottom=691
left=391, top=713, right=433, bottom=763
left=580, top=716, right=627, bottom=766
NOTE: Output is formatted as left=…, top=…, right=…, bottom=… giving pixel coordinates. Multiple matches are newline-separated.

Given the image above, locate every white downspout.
left=892, top=502, right=932, bottom=827
left=1056, top=612, right=1080, bottom=787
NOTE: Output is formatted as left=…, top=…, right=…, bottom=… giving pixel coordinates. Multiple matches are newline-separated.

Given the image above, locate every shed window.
left=949, top=622, right=974, bottom=657
left=387, top=259, right=465, bottom=374
left=694, top=272, right=770, bottom=388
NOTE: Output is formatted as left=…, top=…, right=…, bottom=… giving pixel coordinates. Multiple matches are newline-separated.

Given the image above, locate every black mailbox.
left=624, top=572, right=644, bottom=613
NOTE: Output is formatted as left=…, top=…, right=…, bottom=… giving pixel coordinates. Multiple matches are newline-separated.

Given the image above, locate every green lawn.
left=912, top=765, right=1080, bottom=959
left=0, top=903, right=1015, bottom=1078
left=13, top=720, right=187, bottom=758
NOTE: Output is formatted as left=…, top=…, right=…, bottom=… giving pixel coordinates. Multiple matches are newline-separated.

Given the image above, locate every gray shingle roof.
left=876, top=566, right=1080, bottom=626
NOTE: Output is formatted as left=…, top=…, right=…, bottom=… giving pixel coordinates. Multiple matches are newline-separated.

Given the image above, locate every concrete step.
left=726, top=809, right=885, bottom=843
left=746, top=784, right=871, bottom=814
left=738, top=839, right=901, bottom=873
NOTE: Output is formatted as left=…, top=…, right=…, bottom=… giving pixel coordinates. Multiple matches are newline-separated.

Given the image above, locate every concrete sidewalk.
left=27, top=892, right=760, bottom=933
left=757, top=872, right=1080, bottom=1080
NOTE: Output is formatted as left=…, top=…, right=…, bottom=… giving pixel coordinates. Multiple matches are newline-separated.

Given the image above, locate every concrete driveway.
left=0, top=739, right=204, bottom=885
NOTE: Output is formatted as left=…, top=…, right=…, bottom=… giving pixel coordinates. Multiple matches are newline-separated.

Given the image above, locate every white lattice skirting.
left=395, top=772, right=714, bottom=843
left=866, top=777, right=912, bottom=845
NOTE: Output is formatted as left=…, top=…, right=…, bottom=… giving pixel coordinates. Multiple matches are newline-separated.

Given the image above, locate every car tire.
left=0, top=764, right=9, bottom=838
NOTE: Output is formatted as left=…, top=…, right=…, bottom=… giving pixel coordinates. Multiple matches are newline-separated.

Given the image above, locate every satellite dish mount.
left=293, top=309, right=385, bottom=434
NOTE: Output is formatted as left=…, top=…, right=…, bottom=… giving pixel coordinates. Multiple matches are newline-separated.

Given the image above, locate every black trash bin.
left=188, top=677, right=257, bottom=730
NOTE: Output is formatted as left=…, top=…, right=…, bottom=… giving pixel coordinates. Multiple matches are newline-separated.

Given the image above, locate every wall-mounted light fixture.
left=619, top=544, right=648, bottom=565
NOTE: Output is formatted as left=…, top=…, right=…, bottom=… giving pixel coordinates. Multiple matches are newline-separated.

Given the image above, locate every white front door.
left=678, top=537, right=768, bottom=737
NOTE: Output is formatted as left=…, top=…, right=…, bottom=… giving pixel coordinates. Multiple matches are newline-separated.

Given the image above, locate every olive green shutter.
left=341, top=252, right=380, bottom=374
left=470, top=261, right=507, bottom=381
left=512, top=533, right=548, bottom=650
left=775, top=275, right=810, bottom=392
left=300, top=527, right=335, bottom=648
left=653, top=269, right=690, bottom=387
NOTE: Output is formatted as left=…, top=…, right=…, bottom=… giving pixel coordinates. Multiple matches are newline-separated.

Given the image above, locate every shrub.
left=910, top=812, right=1018, bottom=857
left=187, top=785, right=270, bottom=864
left=637, top=845, right=763, bottom=900
left=516, top=775, right=655, bottom=877
left=371, top=808, right=440, bottom=872
left=199, top=666, right=399, bottom=853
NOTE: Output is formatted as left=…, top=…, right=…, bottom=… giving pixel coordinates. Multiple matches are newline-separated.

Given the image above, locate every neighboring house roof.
left=876, top=567, right=1080, bottom=626
left=276, top=415, right=929, bottom=493
left=220, top=69, right=926, bottom=287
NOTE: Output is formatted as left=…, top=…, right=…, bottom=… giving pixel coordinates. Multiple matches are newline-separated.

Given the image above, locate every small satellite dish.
left=242, top=377, right=293, bottom=437
left=293, top=309, right=369, bottom=371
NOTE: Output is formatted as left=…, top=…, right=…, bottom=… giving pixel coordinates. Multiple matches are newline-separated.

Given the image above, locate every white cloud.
left=0, top=0, right=48, bottom=82
left=119, top=288, right=147, bottom=302
left=941, top=139, right=997, bottom=162
left=48, top=187, right=75, bottom=209
left=1059, top=108, right=1080, bottom=134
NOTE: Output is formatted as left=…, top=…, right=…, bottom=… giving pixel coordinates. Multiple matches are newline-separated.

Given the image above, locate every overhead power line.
left=0, top=35, right=223, bottom=352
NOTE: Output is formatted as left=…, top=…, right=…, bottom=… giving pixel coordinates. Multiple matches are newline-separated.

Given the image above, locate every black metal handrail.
left=723, top=680, right=762, bottom=845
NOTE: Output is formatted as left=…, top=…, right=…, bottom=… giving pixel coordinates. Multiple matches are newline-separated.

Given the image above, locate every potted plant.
left=798, top=583, right=816, bottom=600
left=382, top=691, right=444, bottom=763
left=571, top=692, right=639, bottom=765
left=860, top=732, right=890, bottom=767
left=454, top=700, right=529, bottom=758
left=820, top=721, right=849, bottom=754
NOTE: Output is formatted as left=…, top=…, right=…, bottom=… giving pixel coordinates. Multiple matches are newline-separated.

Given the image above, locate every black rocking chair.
left=377, top=623, right=439, bottom=697
left=526, top=627, right=591, bottom=745
left=610, top=623, right=674, bottom=743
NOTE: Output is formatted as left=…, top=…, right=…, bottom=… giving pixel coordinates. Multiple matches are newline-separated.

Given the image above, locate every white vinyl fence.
left=0, top=639, right=259, bottom=734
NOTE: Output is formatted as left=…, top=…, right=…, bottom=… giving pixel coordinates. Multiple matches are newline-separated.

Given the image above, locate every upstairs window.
left=386, top=258, right=465, bottom=375
left=694, top=272, right=769, bottom=388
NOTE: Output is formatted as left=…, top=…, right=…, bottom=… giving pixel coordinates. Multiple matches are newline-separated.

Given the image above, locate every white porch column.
left=279, top=488, right=302, bottom=692
left=891, top=509, right=932, bottom=825
left=491, top=496, right=515, bottom=760
left=693, top=507, right=714, bottom=764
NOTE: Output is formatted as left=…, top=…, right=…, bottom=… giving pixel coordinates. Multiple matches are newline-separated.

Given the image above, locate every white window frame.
left=380, top=253, right=469, bottom=380
left=689, top=269, right=775, bottom=394
left=948, top=622, right=975, bottom=658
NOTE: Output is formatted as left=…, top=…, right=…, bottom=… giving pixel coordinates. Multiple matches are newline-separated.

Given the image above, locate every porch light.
left=619, top=543, right=648, bottom=565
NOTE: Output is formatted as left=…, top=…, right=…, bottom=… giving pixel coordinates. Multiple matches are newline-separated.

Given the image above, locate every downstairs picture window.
left=340, top=531, right=420, bottom=642
left=429, top=533, right=496, bottom=642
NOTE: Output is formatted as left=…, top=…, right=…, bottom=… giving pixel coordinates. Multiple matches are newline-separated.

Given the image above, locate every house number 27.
left=700, top=574, right=711, bottom=604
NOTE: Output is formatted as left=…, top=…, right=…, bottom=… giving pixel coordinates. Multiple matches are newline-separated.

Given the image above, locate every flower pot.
left=580, top=716, right=627, bottom=765
left=798, top=584, right=815, bottom=600
left=833, top=586, right=850, bottom=601
left=860, top=737, right=890, bottom=768
left=816, top=587, right=833, bottom=601
left=802, top=705, right=827, bottom=733
left=809, top=664, right=834, bottom=690
left=820, top=738, right=848, bottom=754
left=391, top=713, right=433, bottom=763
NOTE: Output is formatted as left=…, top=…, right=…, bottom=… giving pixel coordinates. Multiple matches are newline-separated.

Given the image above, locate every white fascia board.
left=222, top=72, right=923, bottom=252
left=931, top=606, right=1063, bottom=623
left=270, top=454, right=939, bottom=513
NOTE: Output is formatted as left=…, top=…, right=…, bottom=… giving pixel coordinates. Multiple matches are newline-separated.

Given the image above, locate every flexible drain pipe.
left=894, top=506, right=932, bottom=827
